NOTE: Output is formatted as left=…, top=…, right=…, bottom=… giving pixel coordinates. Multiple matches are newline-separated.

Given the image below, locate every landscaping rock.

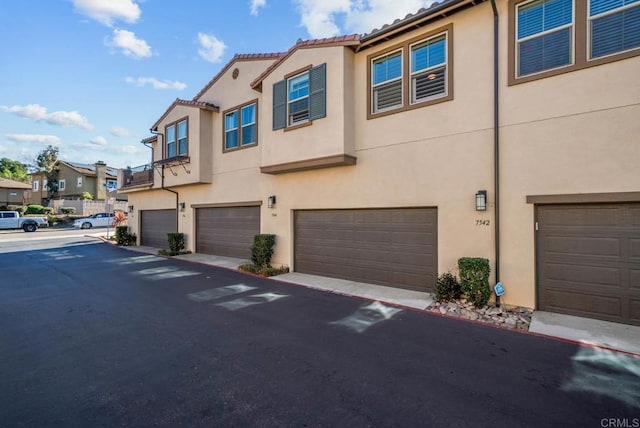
left=486, top=307, right=502, bottom=316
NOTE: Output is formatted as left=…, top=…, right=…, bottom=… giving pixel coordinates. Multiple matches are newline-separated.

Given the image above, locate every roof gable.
left=250, top=35, right=360, bottom=91
left=0, top=177, right=31, bottom=190
left=150, top=99, right=219, bottom=131
left=193, top=53, right=285, bottom=102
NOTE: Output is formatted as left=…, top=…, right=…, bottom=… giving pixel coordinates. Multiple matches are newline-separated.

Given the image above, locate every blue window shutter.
left=308, top=63, right=326, bottom=121
left=273, top=80, right=287, bottom=130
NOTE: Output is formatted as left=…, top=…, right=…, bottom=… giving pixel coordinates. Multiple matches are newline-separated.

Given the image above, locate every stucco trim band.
left=191, top=201, right=263, bottom=209
left=526, top=192, right=640, bottom=204
left=260, top=154, right=357, bottom=175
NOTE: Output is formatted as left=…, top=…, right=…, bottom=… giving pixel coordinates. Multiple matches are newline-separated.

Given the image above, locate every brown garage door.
left=140, top=209, right=177, bottom=248
left=537, top=203, right=640, bottom=326
left=196, top=206, right=260, bottom=259
left=294, top=208, right=437, bottom=292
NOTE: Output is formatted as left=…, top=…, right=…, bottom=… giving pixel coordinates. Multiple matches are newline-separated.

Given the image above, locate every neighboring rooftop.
left=60, top=160, right=118, bottom=178
left=0, top=177, right=31, bottom=189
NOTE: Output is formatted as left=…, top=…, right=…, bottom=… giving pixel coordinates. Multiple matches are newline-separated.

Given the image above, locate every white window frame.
left=224, top=110, right=239, bottom=150
left=33, top=181, right=39, bottom=191
left=77, top=177, right=83, bottom=187
left=42, top=178, right=47, bottom=191
left=515, top=0, right=576, bottom=78
left=177, top=119, right=188, bottom=156
left=287, top=72, right=310, bottom=126
left=240, top=103, right=257, bottom=146
left=587, top=0, right=640, bottom=60
left=409, top=32, right=448, bottom=105
left=371, top=49, right=404, bottom=114
left=59, top=179, right=66, bottom=191
left=166, top=124, right=176, bottom=158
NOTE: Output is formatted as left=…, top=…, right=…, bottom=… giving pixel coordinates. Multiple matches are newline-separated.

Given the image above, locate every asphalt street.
left=0, top=237, right=638, bottom=427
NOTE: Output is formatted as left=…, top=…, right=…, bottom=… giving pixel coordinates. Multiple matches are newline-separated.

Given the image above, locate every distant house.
left=31, top=160, right=127, bottom=204
left=0, top=177, right=32, bottom=206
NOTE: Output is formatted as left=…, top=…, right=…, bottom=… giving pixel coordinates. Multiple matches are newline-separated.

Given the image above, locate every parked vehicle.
left=73, top=212, right=115, bottom=229
left=0, top=211, right=48, bottom=232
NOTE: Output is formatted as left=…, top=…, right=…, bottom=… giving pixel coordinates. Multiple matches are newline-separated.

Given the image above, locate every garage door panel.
left=140, top=209, right=177, bottom=248
left=542, top=289, right=622, bottom=319
left=546, top=262, right=621, bottom=287
left=196, top=206, right=260, bottom=259
left=537, top=203, right=640, bottom=325
left=295, top=208, right=437, bottom=292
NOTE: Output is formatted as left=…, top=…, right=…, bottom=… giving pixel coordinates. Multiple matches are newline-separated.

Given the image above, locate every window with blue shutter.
left=272, top=63, right=326, bottom=130
left=516, top=0, right=574, bottom=77
left=589, top=0, right=640, bottom=59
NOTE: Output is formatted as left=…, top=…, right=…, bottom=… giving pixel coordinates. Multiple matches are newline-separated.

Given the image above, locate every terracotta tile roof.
left=192, top=52, right=286, bottom=101
left=140, top=135, right=158, bottom=145
left=250, top=35, right=360, bottom=90
left=151, top=98, right=219, bottom=131
left=0, top=177, right=31, bottom=190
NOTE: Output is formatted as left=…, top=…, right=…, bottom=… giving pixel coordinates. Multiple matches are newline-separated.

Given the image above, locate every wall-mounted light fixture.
left=267, top=195, right=276, bottom=209
left=128, top=205, right=134, bottom=213
left=475, top=190, right=487, bottom=211
left=179, top=202, right=186, bottom=211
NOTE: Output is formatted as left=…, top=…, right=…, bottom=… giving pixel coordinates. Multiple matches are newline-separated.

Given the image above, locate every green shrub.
left=238, top=263, right=290, bottom=277
left=167, top=232, right=185, bottom=255
left=0, top=205, right=7, bottom=211
left=25, top=204, right=46, bottom=215
left=434, top=272, right=462, bottom=302
left=458, top=257, right=491, bottom=308
left=250, top=234, right=276, bottom=268
left=43, top=207, right=54, bottom=215
left=115, top=226, right=129, bottom=245
left=47, top=215, right=58, bottom=225
left=60, top=207, right=76, bottom=214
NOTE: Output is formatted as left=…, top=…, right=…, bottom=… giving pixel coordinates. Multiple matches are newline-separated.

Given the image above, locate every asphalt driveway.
left=0, top=237, right=638, bottom=427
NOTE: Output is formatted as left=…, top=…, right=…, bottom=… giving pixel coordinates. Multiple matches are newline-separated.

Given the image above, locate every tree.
left=35, top=145, right=59, bottom=201
left=0, top=158, right=28, bottom=182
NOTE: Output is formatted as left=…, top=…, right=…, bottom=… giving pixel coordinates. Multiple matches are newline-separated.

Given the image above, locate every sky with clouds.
left=0, top=0, right=436, bottom=169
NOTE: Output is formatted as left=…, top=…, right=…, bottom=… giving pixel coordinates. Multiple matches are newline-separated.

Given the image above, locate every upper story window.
left=59, top=179, right=66, bottom=190
left=288, top=72, right=310, bottom=125
left=510, top=0, right=640, bottom=84
left=43, top=179, right=47, bottom=190
left=166, top=118, right=188, bottom=158
left=372, top=50, right=403, bottom=113
left=368, top=24, right=453, bottom=119
left=410, top=33, right=448, bottom=103
left=273, top=63, right=326, bottom=131
left=33, top=180, right=39, bottom=191
left=589, top=0, right=640, bottom=59
left=224, top=101, right=258, bottom=152
left=77, top=177, right=83, bottom=187
left=516, top=0, right=574, bottom=77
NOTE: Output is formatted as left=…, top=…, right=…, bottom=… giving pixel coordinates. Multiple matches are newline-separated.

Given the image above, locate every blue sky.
left=0, top=0, right=436, bottom=169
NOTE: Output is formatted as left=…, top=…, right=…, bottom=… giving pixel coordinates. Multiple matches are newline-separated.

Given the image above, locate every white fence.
left=51, top=199, right=128, bottom=216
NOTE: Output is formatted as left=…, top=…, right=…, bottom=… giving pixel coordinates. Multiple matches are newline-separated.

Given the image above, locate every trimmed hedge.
left=25, top=204, right=46, bottom=215
left=250, top=234, right=276, bottom=268
left=434, top=272, right=462, bottom=302
left=167, top=232, right=185, bottom=255
left=60, top=207, right=76, bottom=214
left=115, top=226, right=136, bottom=246
left=458, top=257, right=492, bottom=308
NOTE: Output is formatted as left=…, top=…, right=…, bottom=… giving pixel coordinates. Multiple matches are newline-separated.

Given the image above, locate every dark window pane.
left=225, top=130, right=238, bottom=149
left=242, top=124, right=256, bottom=145
left=178, top=138, right=187, bottom=155
left=591, top=5, right=640, bottom=58
left=519, top=27, right=572, bottom=76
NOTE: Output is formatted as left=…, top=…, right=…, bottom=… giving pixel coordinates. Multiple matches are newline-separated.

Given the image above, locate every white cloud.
left=72, top=0, right=141, bottom=27
left=250, top=0, right=267, bottom=16
left=125, top=76, right=186, bottom=90
left=110, top=126, right=132, bottom=137
left=5, top=134, right=62, bottom=145
left=293, top=0, right=437, bottom=38
left=1, top=104, right=94, bottom=130
left=197, top=33, right=226, bottom=63
left=90, top=136, right=108, bottom=146
left=108, top=29, right=153, bottom=58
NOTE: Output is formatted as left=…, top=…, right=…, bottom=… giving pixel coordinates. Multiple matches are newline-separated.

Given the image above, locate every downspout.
left=490, top=0, right=501, bottom=306
left=150, top=129, right=179, bottom=232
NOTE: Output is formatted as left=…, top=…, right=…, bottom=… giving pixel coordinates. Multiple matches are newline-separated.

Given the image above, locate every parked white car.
left=73, top=213, right=115, bottom=229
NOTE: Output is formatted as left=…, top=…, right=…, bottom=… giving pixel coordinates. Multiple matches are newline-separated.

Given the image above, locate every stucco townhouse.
left=119, top=0, right=640, bottom=326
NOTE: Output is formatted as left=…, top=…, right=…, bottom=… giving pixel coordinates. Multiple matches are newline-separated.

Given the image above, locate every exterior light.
left=427, top=73, right=438, bottom=80
left=179, top=202, right=186, bottom=210
left=476, top=190, right=487, bottom=211
left=128, top=205, right=134, bottom=213
left=267, top=195, right=276, bottom=209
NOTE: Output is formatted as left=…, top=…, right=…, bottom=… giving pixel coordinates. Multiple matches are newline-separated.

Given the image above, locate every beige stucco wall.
left=126, top=1, right=640, bottom=310
left=260, top=46, right=355, bottom=167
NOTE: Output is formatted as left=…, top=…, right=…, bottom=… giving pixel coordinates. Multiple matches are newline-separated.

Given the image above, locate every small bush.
left=434, top=272, right=462, bottom=302
left=458, top=257, right=491, bottom=308
left=47, top=215, right=58, bottom=225
left=250, top=234, right=276, bottom=268
left=25, top=204, right=46, bottom=215
left=167, top=232, right=185, bottom=255
left=43, top=207, right=54, bottom=215
left=60, top=207, right=76, bottom=214
left=7, top=205, right=25, bottom=214
left=0, top=205, right=7, bottom=211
